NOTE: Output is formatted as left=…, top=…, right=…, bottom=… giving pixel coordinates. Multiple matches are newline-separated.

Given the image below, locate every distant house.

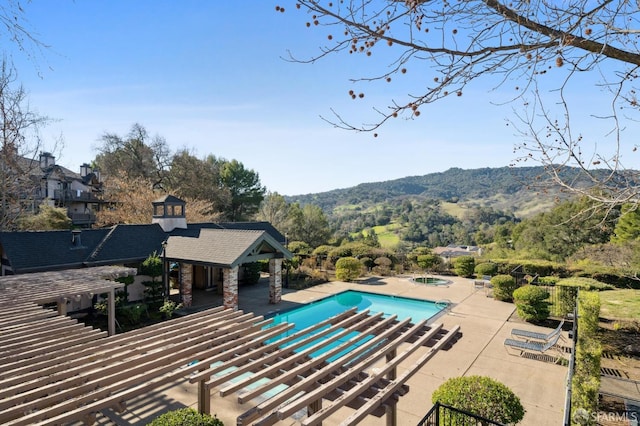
left=25, top=152, right=105, bottom=228
left=0, top=195, right=291, bottom=311
left=433, top=244, right=483, bottom=264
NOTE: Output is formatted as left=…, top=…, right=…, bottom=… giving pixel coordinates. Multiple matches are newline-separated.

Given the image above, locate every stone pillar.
left=181, top=263, right=193, bottom=307
left=223, top=266, right=239, bottom=310
left=269, top=258, right=282, bottom=304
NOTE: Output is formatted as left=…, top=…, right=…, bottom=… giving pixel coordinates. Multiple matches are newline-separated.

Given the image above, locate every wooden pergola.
left=0, top=266, right=137, bottom=336
left=0, top=267, right=461, bottom=425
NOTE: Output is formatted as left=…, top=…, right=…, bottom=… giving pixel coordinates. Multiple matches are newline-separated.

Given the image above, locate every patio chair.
left=504, top=332, right=563, bottom=361
left=511, top=319, right=564, bottom=342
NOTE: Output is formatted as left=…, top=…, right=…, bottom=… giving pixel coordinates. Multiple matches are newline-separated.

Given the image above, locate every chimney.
left=80, top=163, right=91, bottom=177
left=39, top=152, right=55, bottom=169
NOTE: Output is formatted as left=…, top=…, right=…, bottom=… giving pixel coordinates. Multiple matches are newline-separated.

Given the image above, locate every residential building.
left=28, top=152, right=105, bottom=227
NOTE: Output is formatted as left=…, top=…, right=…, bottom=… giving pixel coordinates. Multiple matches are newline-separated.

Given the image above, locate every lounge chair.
left=504, top=333, right=563, bottom=361
left=511, top=320, right=564, bottom=342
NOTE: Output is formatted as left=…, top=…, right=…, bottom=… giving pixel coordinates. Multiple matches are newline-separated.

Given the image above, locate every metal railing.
left=418, top=402, right=505, bottom=426
left=53, top=189, right=102, bottom=203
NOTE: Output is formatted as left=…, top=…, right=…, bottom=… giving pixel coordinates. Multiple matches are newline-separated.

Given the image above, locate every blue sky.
left=9, top=2, right=639, bottom=195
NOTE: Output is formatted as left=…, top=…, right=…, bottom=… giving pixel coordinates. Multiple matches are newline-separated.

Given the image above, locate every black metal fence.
left=418, top=402, right=505, bottom=426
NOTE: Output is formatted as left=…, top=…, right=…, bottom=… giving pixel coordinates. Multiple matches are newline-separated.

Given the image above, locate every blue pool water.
left=266, top=291, right=445, bottom=359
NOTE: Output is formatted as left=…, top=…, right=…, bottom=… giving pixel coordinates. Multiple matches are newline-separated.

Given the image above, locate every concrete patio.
left=97, top=274, right=570, bottom=425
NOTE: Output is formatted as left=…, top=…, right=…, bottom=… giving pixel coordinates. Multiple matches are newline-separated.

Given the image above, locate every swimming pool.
left=266, top=290, right=446, bottom=359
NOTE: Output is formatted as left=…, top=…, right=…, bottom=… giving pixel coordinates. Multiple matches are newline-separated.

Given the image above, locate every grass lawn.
left=599, top=289, right=640, bottom=320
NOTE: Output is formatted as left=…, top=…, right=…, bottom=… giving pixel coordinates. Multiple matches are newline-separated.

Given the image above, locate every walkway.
left=100, top=275, right=569, bottom=425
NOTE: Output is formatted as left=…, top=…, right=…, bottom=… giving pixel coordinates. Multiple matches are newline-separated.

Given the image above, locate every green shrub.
left=417, top=254, right=441, bottom=272
left=491, top=274, right=518, bottom=302
left=118, top=303, right=148, bottom=325
left=556, top=277, right=614, bottom=291
left=335, top=257, right=363, bottom=281
left=431, top=376, right=525, bottom=425
left=536, top=276, right=559, bottom=286
left=513, top=285, right=550, bottom=322
left=241, top=262, right=261, bottom=284
left=571, top=291, right=601, bottom=424
left=147, top=408, right=223, bottom=425
left=474, top=262, right=498, bottom=277
left=453, top=255, right=475, bottom=277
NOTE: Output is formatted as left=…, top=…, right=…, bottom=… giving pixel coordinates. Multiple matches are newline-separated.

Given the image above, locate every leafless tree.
left=0, top=60, right=54, bottom=230
left=1, top=0, right=48, bottom=71
left=280, top=0, right=640, bottom=209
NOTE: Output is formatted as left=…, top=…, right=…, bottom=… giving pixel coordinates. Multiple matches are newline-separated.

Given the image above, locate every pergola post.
left=107, top=288, right=116, bottom=336
left=57, top=297, right=68, bottom=316
left=198, top=380, right=210, bottom=415
left=269, top=258, right=282, bottom=304
left=308, top=399, right=322, bottom=422
left=385, top=348, right=397, bottom=426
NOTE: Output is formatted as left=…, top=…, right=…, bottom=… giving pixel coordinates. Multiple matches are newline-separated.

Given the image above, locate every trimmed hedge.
left=491, top=274, right=518, bottom=302
left=453, top=255, right=475, bottom=278
left=513, top=285, right=550, bottom=322
left=335, top=257, right=363, bottom=281
left=571, top=291, right=601, bottom=425
left=474, top=262, right=498, bottom=277
left=431, top=376, right=525, bottom=425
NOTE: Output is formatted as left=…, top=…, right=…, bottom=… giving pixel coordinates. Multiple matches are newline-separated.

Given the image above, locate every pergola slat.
left=337, top=325, right=461, bottom=426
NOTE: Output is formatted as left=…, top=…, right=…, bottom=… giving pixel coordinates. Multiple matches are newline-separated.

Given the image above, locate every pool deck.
left=100, top=275, right=569, bottom=425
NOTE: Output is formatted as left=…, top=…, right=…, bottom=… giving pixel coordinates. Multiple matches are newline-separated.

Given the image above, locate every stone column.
left=181, top=263, right=193, bottom=307
left=223, top=266, right=239, bottom=310
left=269, top=258, right=282, bottom=304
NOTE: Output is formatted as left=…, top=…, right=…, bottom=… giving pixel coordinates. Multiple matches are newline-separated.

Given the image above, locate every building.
left=433, top=244, right=483, bottom=265
left=28, top=152, right=105, bottom=228
left=0, top=195, right=292, bottom=311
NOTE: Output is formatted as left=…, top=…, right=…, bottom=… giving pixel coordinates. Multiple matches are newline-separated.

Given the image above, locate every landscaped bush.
left=492, top=259, right=568, bottom=277
left=536, top=276, right=559, bottom=286
left=372, top=256, right=392, bottom=276
left=431, top=376, right=525, bottom=425
left=474, top=262, right=498, bottom=277
left=556, top=277, right=614, bottom=291
left=513, top=285, right=550, bottom=322
left=453, top=255, right=475, bottom=278
left=335, top=257, right=363, bottom=281
left=417, top=254, right=442, bottom=272
left=571, top=291, right=602, bottom=425
left=147, top=408, right=223, bottom=426
left=491, top=274, right=518, bottom=302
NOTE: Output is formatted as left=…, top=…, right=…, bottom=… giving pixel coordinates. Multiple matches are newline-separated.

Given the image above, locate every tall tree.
left=0, top=61, right=55, bottom=230
left=288, top=203, right=331, bottom=248
left=166, top=150, right=230, bottom=213
left=219, top=159, right=265, bottom=221
left=256, top=192, right=290, bottom=233
left=282, top=1, right=640, bottom=208
left=94, top=123, right=171, bottom=189
left=611, top=204, right=640, bottom=244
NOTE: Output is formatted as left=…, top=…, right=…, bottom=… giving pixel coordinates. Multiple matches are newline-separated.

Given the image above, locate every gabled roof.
left=165, top=229, right=292, bottom=268
left=0, top=221, right=290, bottom=274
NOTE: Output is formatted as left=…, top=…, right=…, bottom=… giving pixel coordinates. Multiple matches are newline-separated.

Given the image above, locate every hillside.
left=286, top=166, right=563, bottom=219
